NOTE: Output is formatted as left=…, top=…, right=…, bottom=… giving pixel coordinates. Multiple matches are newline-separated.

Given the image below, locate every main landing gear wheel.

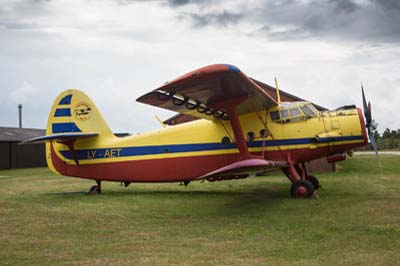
left=290, top=180, right=315, bottom=198
left=307, top=175, right=320, bottom=190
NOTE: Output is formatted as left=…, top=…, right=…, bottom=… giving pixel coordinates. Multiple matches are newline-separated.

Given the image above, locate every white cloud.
left=8, top=81, right=40, bottom=104
left=0, top=0, right=399, bottom=133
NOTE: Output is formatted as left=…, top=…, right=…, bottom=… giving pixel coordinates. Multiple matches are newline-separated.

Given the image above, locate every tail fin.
left=28, top=89, right=114, bottom=175
left=46, top=89, right=113, bottom=137
left=21, top=89, right=114, bottom=175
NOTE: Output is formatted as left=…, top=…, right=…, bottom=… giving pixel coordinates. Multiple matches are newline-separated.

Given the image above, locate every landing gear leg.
left=87, top=180, right=102, bottom=195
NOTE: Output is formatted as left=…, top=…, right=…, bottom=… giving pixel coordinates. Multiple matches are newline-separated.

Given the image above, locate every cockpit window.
left=301, top=105, right=315, bottom=117
left=269, top=102, right=319, bottom=123
left=290, top=108, right=301, bottom=117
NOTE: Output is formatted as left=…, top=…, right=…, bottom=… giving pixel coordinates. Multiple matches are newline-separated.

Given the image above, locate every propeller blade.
left=368, top=131, right=383, bottom=173
left=362, top=85, right=372, bottom=125
left=361, top=84, right=368, bottom=114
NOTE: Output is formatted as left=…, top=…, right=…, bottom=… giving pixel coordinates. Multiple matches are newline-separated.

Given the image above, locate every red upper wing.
left=136, top=64, right=277, bottom=121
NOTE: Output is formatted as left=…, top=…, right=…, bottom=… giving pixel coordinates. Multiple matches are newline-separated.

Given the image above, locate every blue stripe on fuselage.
left=58, top=135, right=364, bottom=161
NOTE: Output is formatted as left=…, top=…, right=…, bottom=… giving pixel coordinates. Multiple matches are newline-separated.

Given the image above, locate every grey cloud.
left=0, top=0, right=51, bottom=30
left=185, top=11, right=243, bottom=28
left=330, top=0, right=358, bottom=13
left=166, top=0, right=191, bottom=6
left=373, top=0, right=400, bottom=10
left=164, top=0, right=211, bottom=7
left=165, top=0, right=400, bottom=43
left=0, top=22, right=40, bottom=30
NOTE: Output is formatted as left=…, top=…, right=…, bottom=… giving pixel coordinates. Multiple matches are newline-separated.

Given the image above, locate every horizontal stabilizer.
left=198, top=158, right=288, bottom=179
left=21, top=132, right=98, bottom=144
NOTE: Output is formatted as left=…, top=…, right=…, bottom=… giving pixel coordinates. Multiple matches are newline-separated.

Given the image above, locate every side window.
left=270, top=111, right=280, bottom=121
left=281, top=109, right=289, bottom=119
left=290, top=108, right=301, bottom=117
left=301, top=105, right=315, bottom=117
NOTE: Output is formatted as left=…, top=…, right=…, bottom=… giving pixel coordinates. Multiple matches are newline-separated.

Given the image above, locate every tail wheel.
left=290, top=180, right=315, bottom=198
left=307, top=175, right=320, bottom=190
left=88, top=185, right=101, bottom=195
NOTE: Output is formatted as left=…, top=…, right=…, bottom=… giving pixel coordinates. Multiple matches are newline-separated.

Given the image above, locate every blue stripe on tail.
left=52, top=123, right=82, bottom=133
left=54, top=108, right=72, bottom=117
left=58, top=95, right=72, bottom=105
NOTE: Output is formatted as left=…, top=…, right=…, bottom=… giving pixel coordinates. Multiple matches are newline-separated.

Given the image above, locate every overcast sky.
left=1, top=0, right=399, bottom=133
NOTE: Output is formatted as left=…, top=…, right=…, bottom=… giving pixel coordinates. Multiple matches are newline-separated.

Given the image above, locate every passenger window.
left=270, top=111, right=280, bottom=121
left=290, top=108, right=301, bottom=117
left=281, top=109, right=289, bottom=119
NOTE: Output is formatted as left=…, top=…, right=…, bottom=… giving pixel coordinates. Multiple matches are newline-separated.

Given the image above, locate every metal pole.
left=18, top=104, right=22, bottom=128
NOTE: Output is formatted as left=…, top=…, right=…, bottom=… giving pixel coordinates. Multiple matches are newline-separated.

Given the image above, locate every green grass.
left=1, top=155, right=400, bottom=265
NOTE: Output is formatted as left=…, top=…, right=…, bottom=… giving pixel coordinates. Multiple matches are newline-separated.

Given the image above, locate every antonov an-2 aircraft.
left=25, top=64, right=378, bottom=198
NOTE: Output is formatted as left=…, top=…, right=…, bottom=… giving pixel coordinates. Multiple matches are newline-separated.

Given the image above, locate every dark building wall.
left=307, top=158, right=336, bottom=173
left=0, top=142, right=11, bottom=169
left=0, top=142, right=46, bottom=170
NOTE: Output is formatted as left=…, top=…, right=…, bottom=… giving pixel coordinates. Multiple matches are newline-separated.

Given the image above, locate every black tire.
left=307, top=175, right=320, bottom=190
left=290, top=180, right=315, bottom=198
left=88, top=185, right=101, bottom=195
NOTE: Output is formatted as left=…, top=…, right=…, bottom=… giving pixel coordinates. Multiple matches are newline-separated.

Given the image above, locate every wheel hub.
left=295, top=185, right=308, bottom=197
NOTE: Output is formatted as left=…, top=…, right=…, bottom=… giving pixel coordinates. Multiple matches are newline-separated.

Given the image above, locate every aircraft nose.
left=357, top=107, right=368, bottom=145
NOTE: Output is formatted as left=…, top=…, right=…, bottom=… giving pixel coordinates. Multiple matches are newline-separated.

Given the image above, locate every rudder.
left=46, top=89, right=113, bottom=137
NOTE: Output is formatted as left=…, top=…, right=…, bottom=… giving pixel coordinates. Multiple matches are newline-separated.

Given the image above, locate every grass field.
left=1, top=155, right=399, bottom=265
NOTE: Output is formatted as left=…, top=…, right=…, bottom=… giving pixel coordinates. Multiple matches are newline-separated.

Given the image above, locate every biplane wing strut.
left=216, top=96, right=252, bottom=159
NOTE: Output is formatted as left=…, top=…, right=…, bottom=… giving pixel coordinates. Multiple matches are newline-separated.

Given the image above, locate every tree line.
left=373, top=128, right=400, bottom=150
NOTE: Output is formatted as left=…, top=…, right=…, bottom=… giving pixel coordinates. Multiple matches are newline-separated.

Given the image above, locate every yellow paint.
left=274, top=77, right=281, bottom=105
left=45, top=89, right=365, bottom=171
left=155, top=115, right=166, bottom=128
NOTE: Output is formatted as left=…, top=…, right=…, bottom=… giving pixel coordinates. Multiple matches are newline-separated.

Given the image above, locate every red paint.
left=51, top=139, right=364, bottom=183
left=51, top=143, right=242, bottom=182
left=166, top=64, right=231, bottom=85
left=357, top=108, right=368, bottom=145
left=296, top=186, right=307, bottom=197
left=227, top=108, right=250, bottom=159
left=327, top=153, right=346, bottom=163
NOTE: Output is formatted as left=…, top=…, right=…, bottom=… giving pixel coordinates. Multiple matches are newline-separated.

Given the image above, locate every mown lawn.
left=0, top=155, right=399, bottom=265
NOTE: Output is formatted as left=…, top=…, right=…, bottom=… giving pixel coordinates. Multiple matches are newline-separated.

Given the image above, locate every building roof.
left=0, top=127, right=45, bottom=142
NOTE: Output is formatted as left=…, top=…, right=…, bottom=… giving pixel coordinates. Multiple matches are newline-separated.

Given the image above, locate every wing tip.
left=224, top=64, right=240, bottom=73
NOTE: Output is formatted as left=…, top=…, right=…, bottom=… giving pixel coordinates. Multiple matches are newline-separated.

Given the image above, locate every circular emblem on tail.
left=74, top=102, right=92, bottom=121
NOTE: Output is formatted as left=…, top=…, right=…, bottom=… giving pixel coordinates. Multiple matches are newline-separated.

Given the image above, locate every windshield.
left=270, top=102, right=319, bottom=123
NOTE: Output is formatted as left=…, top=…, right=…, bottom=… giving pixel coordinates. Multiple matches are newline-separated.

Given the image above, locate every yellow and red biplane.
left=25, top=64, right=378, bottom=198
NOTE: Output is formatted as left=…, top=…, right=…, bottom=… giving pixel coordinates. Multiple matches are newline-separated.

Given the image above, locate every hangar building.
left=0, top=127, right=46, bottom=170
